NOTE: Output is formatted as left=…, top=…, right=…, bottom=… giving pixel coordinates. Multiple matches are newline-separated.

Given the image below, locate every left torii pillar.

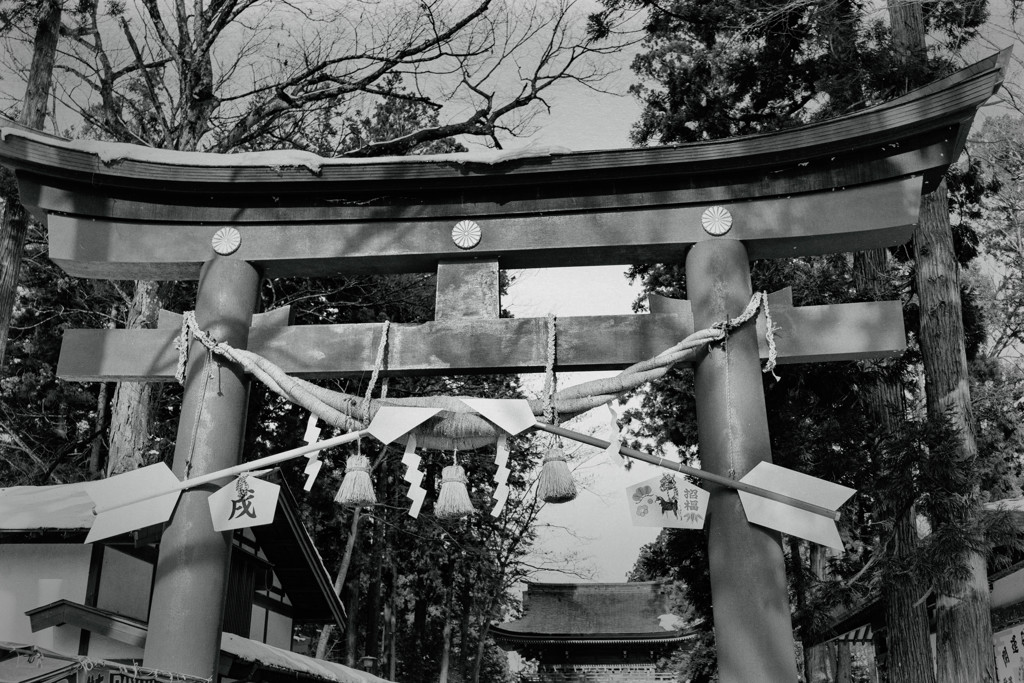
left=143, top=256, right=260, bottom=677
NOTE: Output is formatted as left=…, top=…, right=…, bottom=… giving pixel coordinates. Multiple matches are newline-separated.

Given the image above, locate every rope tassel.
left=537, top=439, right=576, bottom=504
left=335, top=449, right=376, bottom=507
left=436, top=453, right=475, bottom=519
left=538, top=315, right=576, bottom=503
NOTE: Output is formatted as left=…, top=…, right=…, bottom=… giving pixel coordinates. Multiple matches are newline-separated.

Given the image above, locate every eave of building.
left=489, top=627, right=700, bottom=647
left=24, top=600, right=388, bottom=683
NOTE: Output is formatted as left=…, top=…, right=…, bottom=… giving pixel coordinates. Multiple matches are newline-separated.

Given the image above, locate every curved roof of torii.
left=0, top=49, right=1008, bottom=280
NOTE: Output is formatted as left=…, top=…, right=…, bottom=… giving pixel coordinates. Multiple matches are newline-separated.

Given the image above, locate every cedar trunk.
left=884, top=508, right=936, bottom=683
left=854, top=246, right=934, bottom=683
left=914, top=182, right=993, bottom=683
left=364, top=519, right=385, bottom=670
left=106, top=281, right=162, bottom=475
left=316, top=507, right=362, bottom=659
left=438, top=619, right=453, bottom=683
left=89, top=382, right=110, bottom=475
left=837, top=641, right=853, bottom=683
left=934, top=553, right=991, bottom=683
left=344, top=551, right=363, bottom=668
left=806, top=544, right=835, bottom=682
left=886, top=3, right=989, bottom=680
left=0, top=0, right=61, bottom=371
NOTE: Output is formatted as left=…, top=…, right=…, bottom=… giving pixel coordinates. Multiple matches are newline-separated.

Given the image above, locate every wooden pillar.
left=143, top=257, right=260, bottom=677
left=686, top=240, right=798, bottom=683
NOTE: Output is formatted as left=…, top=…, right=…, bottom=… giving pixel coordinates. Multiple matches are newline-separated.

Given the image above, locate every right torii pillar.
left=688, top=239, right=797, bottom=682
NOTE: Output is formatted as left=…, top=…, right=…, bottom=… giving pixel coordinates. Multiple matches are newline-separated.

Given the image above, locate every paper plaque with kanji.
left=626, top=473, right=709, bottom=529
left=208, top=475, right=280, bottom=532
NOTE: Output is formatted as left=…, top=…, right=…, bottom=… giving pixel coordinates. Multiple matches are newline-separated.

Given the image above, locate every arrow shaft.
left=535, top=422, right=839, bottom=521
left=94, top=430, right=367, bottom=515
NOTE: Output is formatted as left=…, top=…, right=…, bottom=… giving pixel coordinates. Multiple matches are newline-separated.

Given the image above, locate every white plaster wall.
left=993, top=569, right=1024, bottom=609
left=95, top=548, right=152, bottom=621
left=250, top=604, right=267, bottom=642
left=0, top=544, right=91, bottom=653
left=86, top=633, right=144, bottom=661
left=265, top=609, right=293, bottom=650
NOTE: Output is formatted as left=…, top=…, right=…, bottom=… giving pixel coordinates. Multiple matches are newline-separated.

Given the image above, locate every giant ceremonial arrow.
left=86, top=430, right=367, bottom=543
left=535, top=422, right=855, bottom=550
left=87, top=400, right=854, bottom=549
left=87, top=405, right=454, bottom=543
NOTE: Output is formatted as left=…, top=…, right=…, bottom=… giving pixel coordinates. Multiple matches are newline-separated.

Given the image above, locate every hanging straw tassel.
left=537, top=440, right=577, bottom=504
left=537, top=316, right=575, bottom=504
left=335, top=453, right=376, bottom=506
left=436, top=455, right=475, bottom=519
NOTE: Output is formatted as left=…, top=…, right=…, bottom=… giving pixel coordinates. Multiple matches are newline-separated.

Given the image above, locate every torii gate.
left=0, top=50, right=1007, bottom=683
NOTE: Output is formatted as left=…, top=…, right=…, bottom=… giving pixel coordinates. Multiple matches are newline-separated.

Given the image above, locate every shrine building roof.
left=491, top=582, right=699, bottom=645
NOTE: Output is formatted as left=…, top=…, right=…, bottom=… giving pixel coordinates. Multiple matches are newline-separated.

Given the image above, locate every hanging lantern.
left=537, top=439, right=576, bottom=504
left=436, top=454, right=475, bottom=519
left=335, top=451, right=376, bottom=507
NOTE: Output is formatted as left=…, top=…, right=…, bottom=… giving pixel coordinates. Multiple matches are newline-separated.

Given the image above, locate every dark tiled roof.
left=493, top=582, right=691, bottom=640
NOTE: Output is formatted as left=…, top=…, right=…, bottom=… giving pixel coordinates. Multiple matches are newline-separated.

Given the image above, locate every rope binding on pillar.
left=709, top=291, right=779, bottom=379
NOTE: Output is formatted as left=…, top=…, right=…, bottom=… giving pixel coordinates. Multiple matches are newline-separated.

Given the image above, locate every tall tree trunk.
left=837, top=641, right=853, bottom=683
left=345, top=574, right=361, bottom=668
left=413, top=584, right=429, bottom=683
left=20, top=2, right=61, bottom=130
left=89, top=382, right=109, bottom=475
left=855, top=246, right=934, bottom=683
left=316, top=507, right=363, bottom=659
left=884, top=508, right=936, bottom=683
left=884, top=3, right=988, bottom=681
left=935, top=553, right=991, bottom=683
left=459, top=578, right=473, bottom=681
left=806, top=544, right=834, bottom=683
left=915, top=182, right=992, bottom=683
left=791, top=537, right=813, bottom=678
left=471, top=622, right=491, bottom=683
left=438, top=619, right=452, bottom=683
left=364, top=518, right=384, bottom=672
left=386, top=567, right=398, bottom=681
left=438, top=558, right=457, bottom=683
left=0, top=0, right=61, bottom=371
left=887, top=0, right=926, bottom=66
left=106, top=281, right=162, bottom=475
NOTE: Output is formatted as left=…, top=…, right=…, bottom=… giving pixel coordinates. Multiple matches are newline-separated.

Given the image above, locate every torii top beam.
left=0, top=50, right=1008, bottom=281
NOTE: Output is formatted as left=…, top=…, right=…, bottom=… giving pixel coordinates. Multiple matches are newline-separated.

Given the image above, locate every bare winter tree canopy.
left=0, top=0, right=631, bottom=154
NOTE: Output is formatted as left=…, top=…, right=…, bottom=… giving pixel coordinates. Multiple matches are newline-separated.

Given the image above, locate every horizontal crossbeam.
left=45, top=179, right=921, bottom=280
left=57, top=301, right=905, bottom=382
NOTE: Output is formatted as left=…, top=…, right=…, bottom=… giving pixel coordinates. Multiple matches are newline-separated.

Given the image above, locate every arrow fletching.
left=86, top=463, right=182, bottom=543
left=737, top=462, right=854, bottom=550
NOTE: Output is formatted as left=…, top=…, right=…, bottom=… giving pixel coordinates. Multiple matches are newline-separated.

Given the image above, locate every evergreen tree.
left=597, top=1, right=1005, bottom=681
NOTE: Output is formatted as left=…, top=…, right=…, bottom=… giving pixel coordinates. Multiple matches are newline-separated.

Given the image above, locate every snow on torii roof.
left=0, top=48, right=1007, bottom=191
left=0, top=49, right=1008, bottom=281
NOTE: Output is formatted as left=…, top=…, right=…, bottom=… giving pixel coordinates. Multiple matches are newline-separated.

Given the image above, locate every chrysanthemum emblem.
left=701, top=206, right=733, bottom=236
left=212, top=227, right=241, bottom=255
left=451, top=220, right=482, bottom=249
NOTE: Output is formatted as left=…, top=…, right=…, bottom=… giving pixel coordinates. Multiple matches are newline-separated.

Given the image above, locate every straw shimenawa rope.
left=173, top=294, right=778, bottom=450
